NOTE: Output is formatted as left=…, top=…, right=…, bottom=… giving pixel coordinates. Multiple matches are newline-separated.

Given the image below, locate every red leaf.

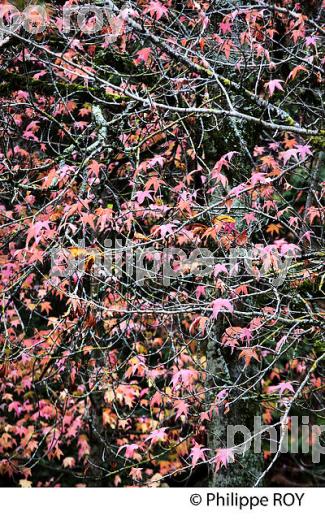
left=144, top=1, right=169, bottom=21
left=134, top=47, right=152, bottom=65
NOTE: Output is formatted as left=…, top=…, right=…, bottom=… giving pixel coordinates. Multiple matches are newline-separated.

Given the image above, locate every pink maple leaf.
left=268, top=382, right=294, bottom=395
left=305, top=36, right=317, bottom=47
left=269, top=142, right=280, bottom=151
left=211, top=151, right=238, bottom=185
left=214, top=447, right=235, bottom=471
left=174, top=399, right=189, bottom=420
left=279, top=148, right=299, bottom=164
left=196, top=285, right=206, bottom=298
left=129, top=467, right=143, bottom=481
left=276, top=336, right=288, bottom=352
left=299, top=231, right=313, bottom=245
left=74, top=121, right=89, bottom=130
left=147, top=155, right=165, bottom=168
left=22, top=130, right=39, bottom=141
left=144, top=1, right=169, bottom=20
left=134, top=47, right=152, bottom=65
left=155, top=223, right=176, bottom=238
left=228, top=183, right=246, bottom=197
left=239, top=327, right=253, bottom=345
left=212, top=298, right=234, bottom=319
left=253, top=146, right=265, bottom=156
left=8, top=401, right=22, bottom=417
left=220, top=19, right=232, bottom=35
left=146, top=427, right=168, bottom=445
left=135, top=190, right=153, bottom=204
left=251, top=172, right=271, bottom=185
left=172, top=368, right=198, bottom=389
left=278, top=242, right=300, bottom=256
left=296, top=144, right=312, bottom=161
left=265, top=79, right=284, bottom=97
left=213, top=264, right=228, bottom=277
left=190, top=443, right=209, bottom=467
left=243, top=213, right=257, bottom=225
left=117, top=444, right=140, bottom=459
left=26, top=220, right=51, bottom=248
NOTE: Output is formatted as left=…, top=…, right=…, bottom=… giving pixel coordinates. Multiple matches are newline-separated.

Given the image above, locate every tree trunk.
left=206, top=323, right=264, bottom=486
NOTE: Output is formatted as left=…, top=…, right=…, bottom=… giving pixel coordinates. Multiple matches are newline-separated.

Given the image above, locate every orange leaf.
left=238, top=348, right=260, bottom=366
left=266, top=223, right=282, bottom=235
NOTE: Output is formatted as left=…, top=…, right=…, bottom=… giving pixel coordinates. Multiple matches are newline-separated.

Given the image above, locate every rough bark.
left=206, top=321, right=264, bottom=487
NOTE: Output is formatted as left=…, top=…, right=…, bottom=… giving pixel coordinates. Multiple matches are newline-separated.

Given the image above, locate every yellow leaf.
left=19, top=479, right=32, bottom=488
left=68, top=247, right=88, bottom=258
left=213, top=214, right=236, bottom=224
